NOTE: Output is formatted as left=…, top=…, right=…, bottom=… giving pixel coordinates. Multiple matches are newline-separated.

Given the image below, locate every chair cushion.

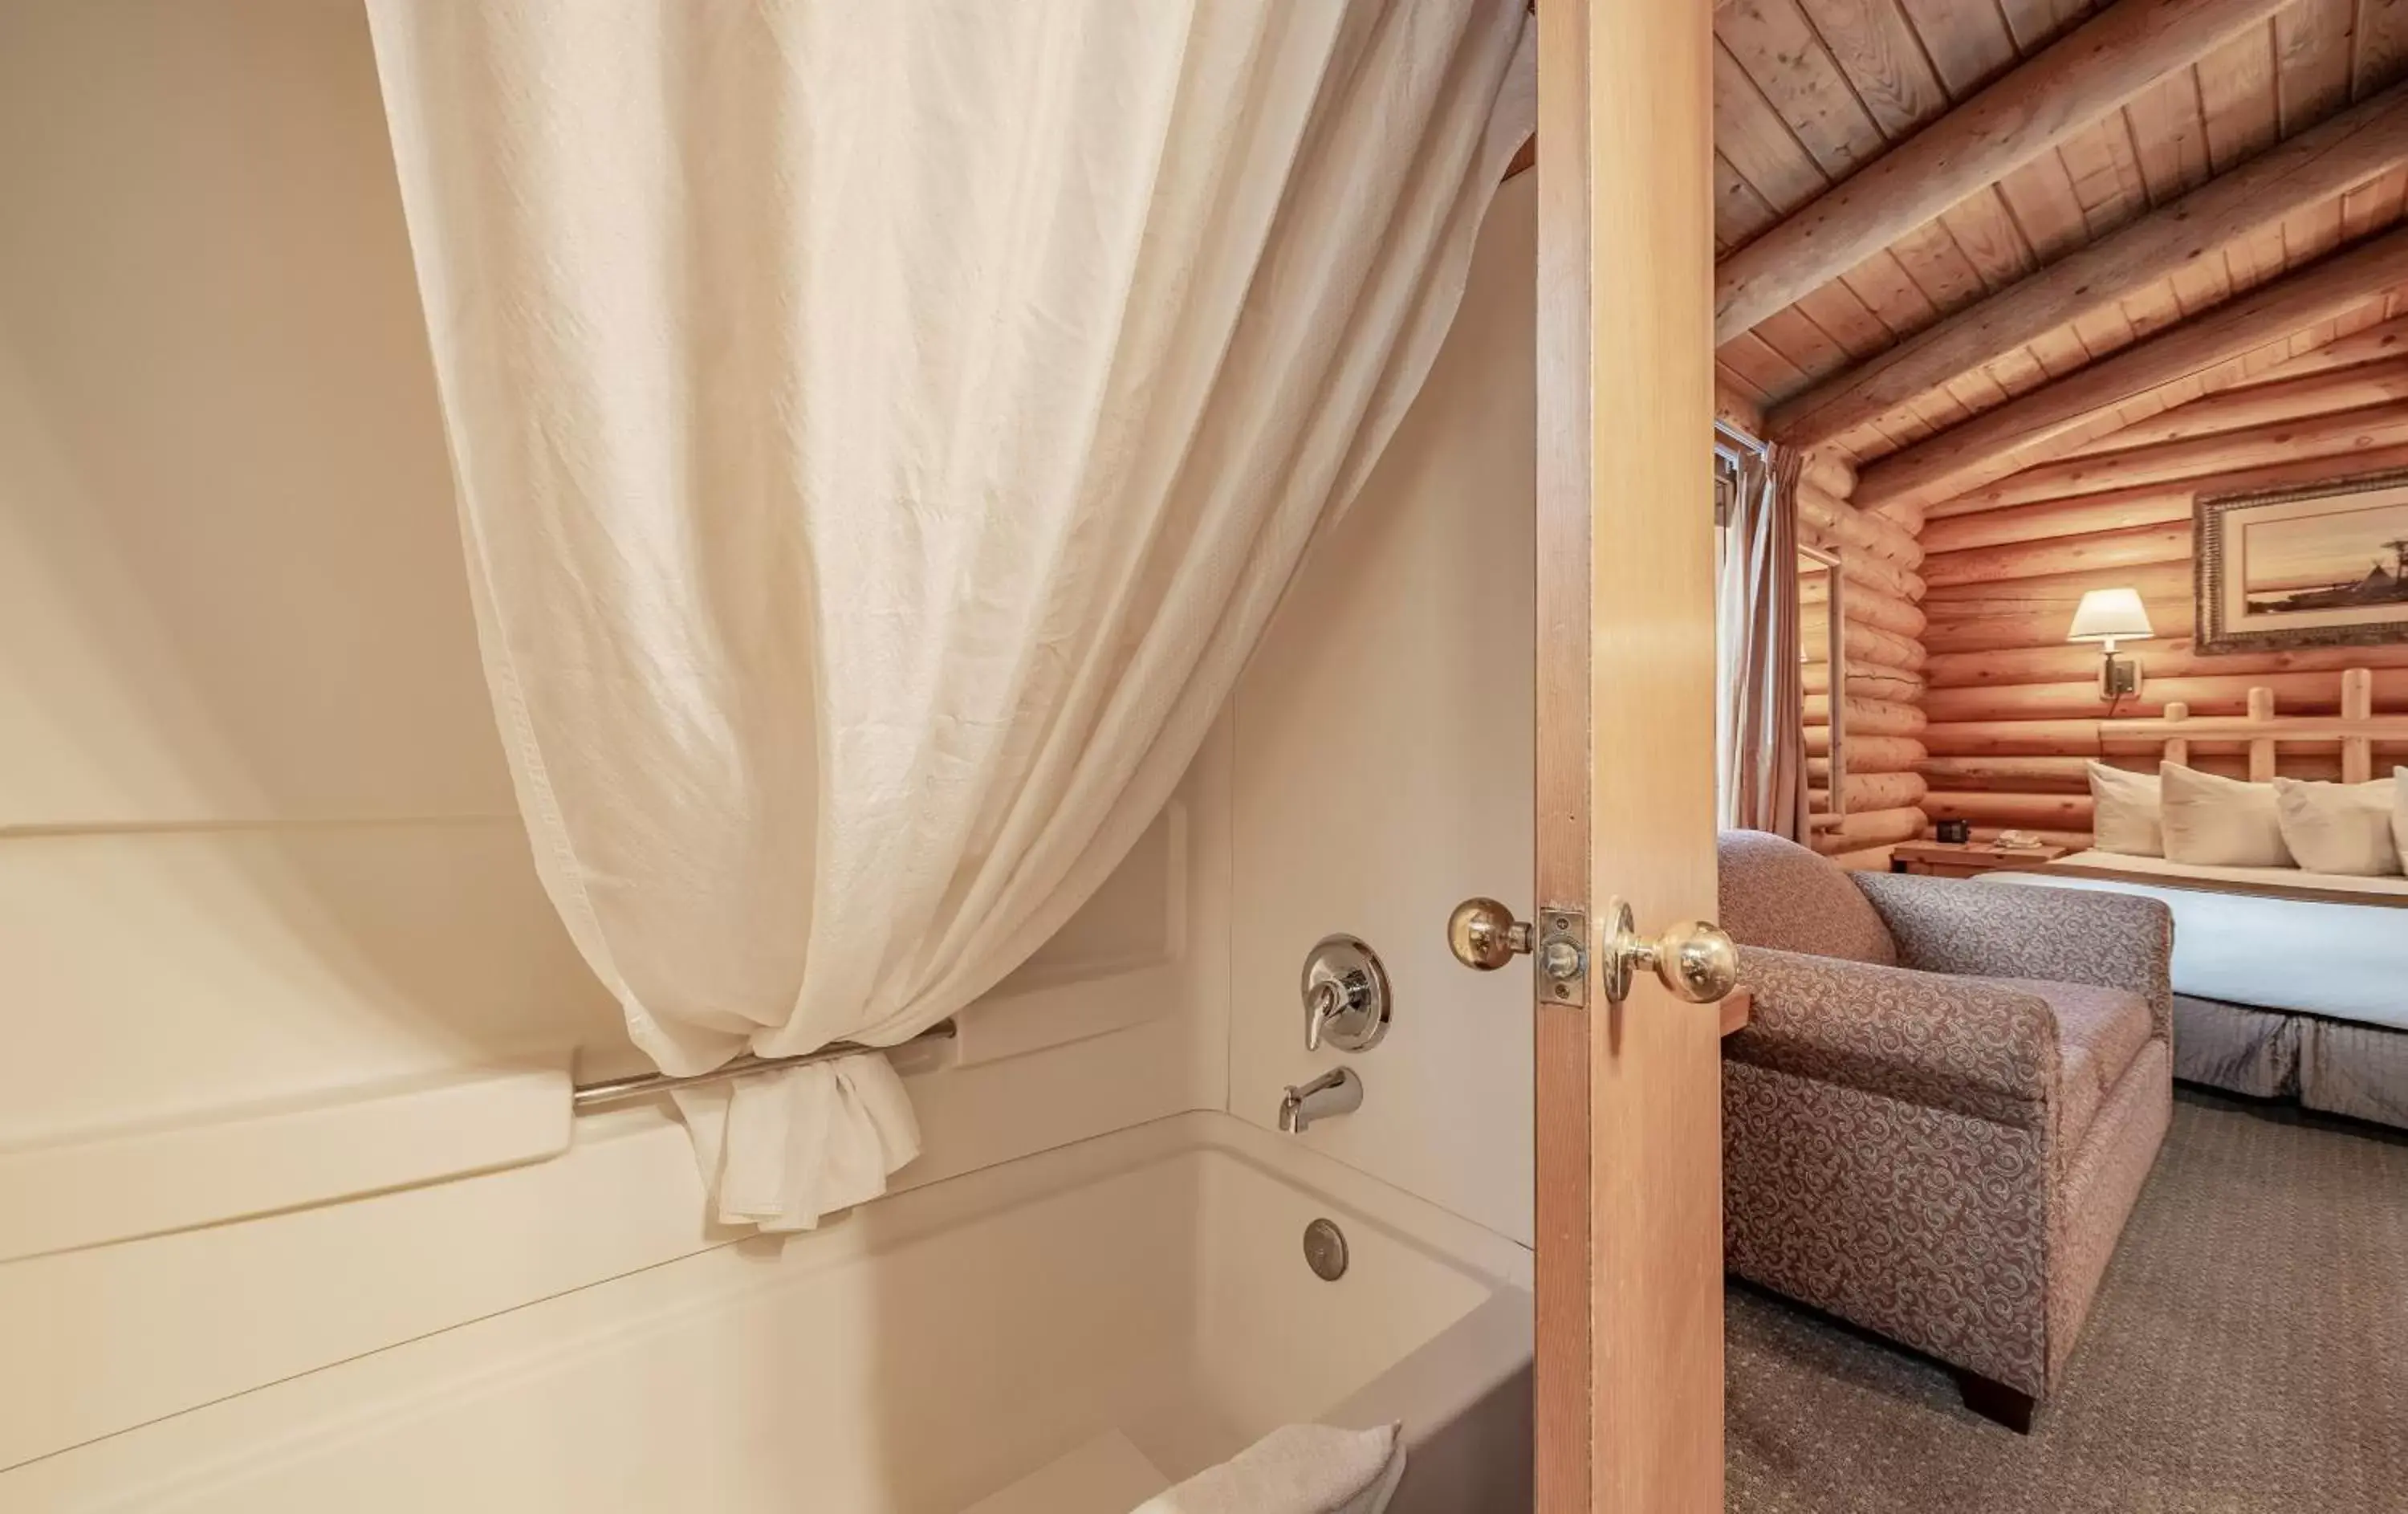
left=1982, top=975, right=2154, bottom=1150
left=1718, top=830, right=1898, bottom=966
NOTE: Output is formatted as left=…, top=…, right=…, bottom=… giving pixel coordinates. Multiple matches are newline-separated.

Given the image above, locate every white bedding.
left=1989, top=851, right=2408, bottom=1032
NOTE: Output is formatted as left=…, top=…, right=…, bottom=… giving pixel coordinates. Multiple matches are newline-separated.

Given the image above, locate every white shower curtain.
left=368, top=0, right=1534, bottom=1230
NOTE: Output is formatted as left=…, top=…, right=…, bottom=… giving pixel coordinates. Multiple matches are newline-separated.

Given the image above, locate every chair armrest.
left=1729, top=946, right=2057, bottom=1129
left=1851, top=873, right=2174, bottom=1036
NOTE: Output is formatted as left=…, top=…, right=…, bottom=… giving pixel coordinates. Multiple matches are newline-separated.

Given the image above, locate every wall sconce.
left=2067, top=587, right=2155, bottom=700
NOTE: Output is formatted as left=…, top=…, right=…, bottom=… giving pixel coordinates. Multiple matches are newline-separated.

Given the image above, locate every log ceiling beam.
left=2052, top=355, right=2408, bottom=459
left=1919, top=438, right=2408, bottom=547
left=1935, top=401, right=2408, bottom=514
left=2235, top=311, right=2408, bottom=380
left=1710, top=0, right=2292, bottom=344
left=1767, top=82, right=2408, bottom=448
left=1853, top=228, right=2408, bottom=515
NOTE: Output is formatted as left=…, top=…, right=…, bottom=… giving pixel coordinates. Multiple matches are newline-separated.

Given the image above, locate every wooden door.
left=1532, top=1, right=1724, bottom=1508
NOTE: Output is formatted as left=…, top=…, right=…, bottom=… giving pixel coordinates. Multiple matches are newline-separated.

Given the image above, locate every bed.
left=1982, top=668, right=2408, bottom=1130
left=1990, top=853, right=2408, bottom=1128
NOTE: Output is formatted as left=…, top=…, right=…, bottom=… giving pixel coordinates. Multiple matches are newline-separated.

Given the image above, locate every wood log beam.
left=1766, top=81, right=2408, bottom=446
left=1925, top=600, right=2194, bottom=657
left=1923, top=792, right=2097, bottom=828
left=1804, top=694, right=1926, bottom=735
left=2174, top=752, right=2377, bottom=779
left=1923, top=669, right=2408, bottom=722
left=2056, top=356, right=2408, bottom=458
left=1926, top=639, right=2406, bottom=690
left=1805, top=613, right=1927, bottom=672
left=1799, top=483, right=1924, bottom=568
left=1716, top=379, right=1765, bottom=436
left=1854, top=226, right=2408, bottom=515
left=1913, top=438, right=2408, bottom=546
left=1808, top=805, right=1926, bottom=857
left=2100, top=712, right=2408, bottom=741
left=1804, top=661, right=1926, bottom=702
left=1921, top=559, right=2193, bottom=613
left=2239, top=313, right=2408, bottom=382
left=1802, top=519, right=1926, bottom=598
left=1808, top=733, right=1926, bottom=770
left=1921, top=487, right=2190, bottom=555
left=1812, top=772, right=1930, bottom=813
left=1712, top=0, right=2293, bottom=344
left=1802, top=576, right=1927, bottom=637
left=1917, top=755, right=2097, bottom=791
left=1927, top=439, right=2408, bottom=523
left=1926, top=751, right=2398, bottom=784
left=1840, top=547, right=1927, bottom=603
left=1867, top=499, right=1926, bottom=535
left=1934, top=403, right=2408, bottom=515
left=1922, top=521, right=2190, bottom=588
left=1926, top=719, right=2125, bottom=755
left=1802, top=450, right=1857, bottom=500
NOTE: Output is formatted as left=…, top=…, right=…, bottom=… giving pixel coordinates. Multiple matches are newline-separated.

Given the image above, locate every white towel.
left=670, top=1054, right=921, bottom=1231
left=1133, top=1423, right=1405, bottom=1514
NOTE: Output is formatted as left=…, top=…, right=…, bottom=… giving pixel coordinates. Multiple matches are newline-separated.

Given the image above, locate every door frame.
left=1532, top=2, right=1726, bottom=1508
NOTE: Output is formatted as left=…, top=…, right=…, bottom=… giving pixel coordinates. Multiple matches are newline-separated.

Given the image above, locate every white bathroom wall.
left=0, top=0, right=629, bottom=1134
left=1223, top=174, right=1538, bottom=1247
left=0, top=0, right=1228, bottom=1479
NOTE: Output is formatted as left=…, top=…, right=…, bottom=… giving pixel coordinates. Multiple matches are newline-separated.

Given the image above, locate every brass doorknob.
left=1601, top=897, right=1738, bottom=1006
left=1446, top=897, right=1533, bottom=971
left=1449, top=899, right=1590, bottom=1003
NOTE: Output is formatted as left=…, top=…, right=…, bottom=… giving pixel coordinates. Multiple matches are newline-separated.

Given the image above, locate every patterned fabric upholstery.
left=1719, top=831, right=2173, bottom=1404
left=1731, top=948, right=2053, bottom=1129
left=1717, top=830, right=1898, bottom=965
left=1983, top=977, right=2154, bottom=1151
left=1854, top=872, right=2174, bottom=1037
left=2048, top=1041, right=2173, bottom=1379
left=1724, top=1060, right=2052, bottom=1393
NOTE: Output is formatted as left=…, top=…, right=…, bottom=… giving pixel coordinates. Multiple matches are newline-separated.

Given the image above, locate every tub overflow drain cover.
left=1303, top=1218, right=1348, bottom=1281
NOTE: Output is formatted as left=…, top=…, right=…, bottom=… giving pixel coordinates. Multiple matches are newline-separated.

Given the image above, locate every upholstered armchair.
left=1717, top=831, right=2174, bottom=1431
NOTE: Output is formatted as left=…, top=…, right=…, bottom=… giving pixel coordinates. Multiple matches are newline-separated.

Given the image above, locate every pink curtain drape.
left=1719, top=444, right=1809, bottom=840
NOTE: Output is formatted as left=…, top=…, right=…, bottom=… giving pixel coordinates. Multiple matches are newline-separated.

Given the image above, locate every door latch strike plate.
left=1535, top=904, right=1587, bottom=1009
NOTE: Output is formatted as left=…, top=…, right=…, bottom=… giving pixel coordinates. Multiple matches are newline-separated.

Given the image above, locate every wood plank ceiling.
left=1713, top=0, right=2408, bottom=467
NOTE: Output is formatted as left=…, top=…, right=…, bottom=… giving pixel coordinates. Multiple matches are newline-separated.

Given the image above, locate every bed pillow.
left=2396, top=768, right=2407, bottom=870
left=2274, top=775, right=2401, bottom=877
left=2087, top=761, right=2164, bottom=857
left=2160, top=764, right=2294, bottom=868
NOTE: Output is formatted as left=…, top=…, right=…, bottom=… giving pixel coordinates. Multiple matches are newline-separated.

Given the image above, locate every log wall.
left=1915, top=385, right=2408, bottom=848
left=1798, top=453, right=1929, bottom=865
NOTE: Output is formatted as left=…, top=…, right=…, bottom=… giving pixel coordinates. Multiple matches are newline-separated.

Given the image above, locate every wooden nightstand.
left=1889, top=840, right=2073, bottom=878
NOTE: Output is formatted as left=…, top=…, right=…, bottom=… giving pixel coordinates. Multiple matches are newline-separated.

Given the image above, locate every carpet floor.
left=1727, top=1090, right=2408, bottom=1513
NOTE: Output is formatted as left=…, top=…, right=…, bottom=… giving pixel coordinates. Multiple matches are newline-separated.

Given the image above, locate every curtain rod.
left=571, top=1021, right=958, bottom=1111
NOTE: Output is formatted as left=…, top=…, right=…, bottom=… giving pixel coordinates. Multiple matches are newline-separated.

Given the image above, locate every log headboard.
left=2100, top=668, right=2408, bottom=784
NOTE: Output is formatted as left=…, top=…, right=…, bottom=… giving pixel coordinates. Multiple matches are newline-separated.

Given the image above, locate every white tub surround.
left=0, top=1061, right=568, bottom=1263
left=5, top=1113, right=1531, bottom=1514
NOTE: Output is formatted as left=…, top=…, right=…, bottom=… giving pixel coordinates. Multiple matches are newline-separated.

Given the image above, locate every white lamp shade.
left=2067, top=587, right=2156, bottom=644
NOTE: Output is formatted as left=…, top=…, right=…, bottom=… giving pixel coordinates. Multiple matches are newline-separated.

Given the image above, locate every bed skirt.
left=2174, top=995, right=2408, bottom=1129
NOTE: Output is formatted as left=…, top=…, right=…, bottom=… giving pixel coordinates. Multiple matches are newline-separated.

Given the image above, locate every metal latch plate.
left=1535, top=904, right=1587, bottom=1009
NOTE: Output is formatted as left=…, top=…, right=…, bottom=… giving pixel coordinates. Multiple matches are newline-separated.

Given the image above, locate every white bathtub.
left=14, top=1111, right=1531, bottom=1513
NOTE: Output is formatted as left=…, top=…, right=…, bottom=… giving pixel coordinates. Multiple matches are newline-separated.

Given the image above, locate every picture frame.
left=2194, top=467, right=2408, bottom=654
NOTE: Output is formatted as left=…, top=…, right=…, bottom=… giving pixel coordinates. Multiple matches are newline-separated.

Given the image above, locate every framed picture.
left=2195, top=467, right=2408, bottom=654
